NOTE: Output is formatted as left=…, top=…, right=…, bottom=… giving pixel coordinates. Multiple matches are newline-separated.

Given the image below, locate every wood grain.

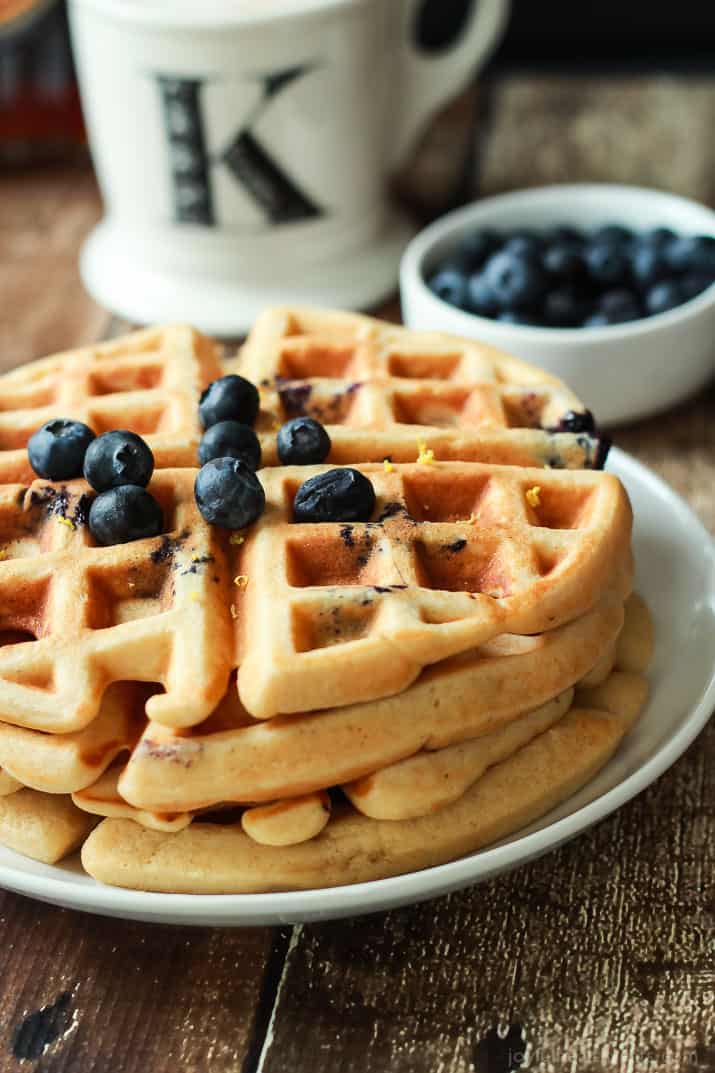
left=0, top=164, right=107, bottom=370
left=616, top=384, right=715, bottom=533
left=258, top=726, right=714, bottom=1073
left=0, top=889, right=277, bottom=1073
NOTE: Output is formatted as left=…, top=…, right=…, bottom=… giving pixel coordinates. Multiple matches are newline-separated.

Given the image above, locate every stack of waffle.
left=0, top=310, right=653, bottom=893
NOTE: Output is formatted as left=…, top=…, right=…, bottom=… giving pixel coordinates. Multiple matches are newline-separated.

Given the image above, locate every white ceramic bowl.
left=400, top=184, right=715, bottom=425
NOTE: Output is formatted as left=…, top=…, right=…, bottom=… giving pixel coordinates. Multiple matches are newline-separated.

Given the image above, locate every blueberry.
left=599, top=288, right=641, bottom=319
left=630, top=243, right=670, bottom=288
left=194, top=457, right=265, bottom=530
left=427, top=263, right=468, bottom=308
left=277, top=417, right=331, bottom=466
left=552, top=410, right=597, bottom=434
left=456, top=229, right=499, bottom=271
left=583, top=307, right=640, bottom=327
left=584, top=241, right=630, bottom=286
left=639, top=226, right=676, bottom=250
left=502, top=232, right=543, bottom=258
left=645, top=280, right=685, bottom=316
left=548, top=410, right=609, bottom=466
left=83, top=430, right=154, bottom=492
left=293, top=468, right=375, bottom=524
left=594, top=435, right=612, bottom=469
left=543, top=286, right=589, bottom=327
left=497, top=310, right=535, bottom=325
left=680, top=272, right=715, bottom=300
left=27, top=419, right=95, bottom=480
left=198, top=421, right=261, bottom=470
left=199, top=375, right=260, bottom=429
left=483, top=250, right=546, bottom=310
left=542, top=242, right=584, bottom=280
left=465, top=273, right=497, bottom=316
left=582, top=313, right=611, bottom=328
left=665, top=235, right=715, bottom=274
left=543, top=225, right=584, bottom=246
left=592, top=224, right=632, bottom=246
left=88, top=485, right=163, bottom=546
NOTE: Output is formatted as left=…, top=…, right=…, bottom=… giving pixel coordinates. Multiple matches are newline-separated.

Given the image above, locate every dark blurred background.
left=497, top=0, right=715, bottom=68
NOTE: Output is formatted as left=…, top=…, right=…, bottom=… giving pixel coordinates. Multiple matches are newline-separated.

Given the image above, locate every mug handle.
left=388, top=0, right=510, bottom=169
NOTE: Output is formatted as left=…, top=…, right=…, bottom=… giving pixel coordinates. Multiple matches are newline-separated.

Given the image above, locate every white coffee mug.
left=69, top=0, right=509, bottom=333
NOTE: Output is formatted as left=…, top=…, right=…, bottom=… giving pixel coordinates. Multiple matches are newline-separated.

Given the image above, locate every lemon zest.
left=234, top=575, right=249, bottom=588
left=525, top=485, right=541, bottom=508
left=57, top=516, right=75, bottom=530
left=189, top=591, right=200, bottom=603
left=383, top=458, right=394, bottom=473
left=416, top=440, right=435, bottom=466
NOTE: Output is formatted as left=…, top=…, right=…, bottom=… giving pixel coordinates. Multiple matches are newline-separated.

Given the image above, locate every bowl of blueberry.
left=400, top=183, right=715, bottom=425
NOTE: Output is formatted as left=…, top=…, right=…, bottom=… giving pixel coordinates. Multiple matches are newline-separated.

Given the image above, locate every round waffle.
left=236, top=460, right=632, bottom=718
left=0, top=458, right=631, bottom=730
left=0, top=325, right=221, bottom=484
left=238, top=307, right=608, bottom=469
left=0, top=471, right=233, bottom=732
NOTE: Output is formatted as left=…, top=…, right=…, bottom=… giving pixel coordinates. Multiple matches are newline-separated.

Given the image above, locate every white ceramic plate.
left=0, top=449, right=712, bottom=926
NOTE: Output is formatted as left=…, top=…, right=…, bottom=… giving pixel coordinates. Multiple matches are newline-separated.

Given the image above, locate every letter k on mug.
left=69, top=0, right=508, bottom=333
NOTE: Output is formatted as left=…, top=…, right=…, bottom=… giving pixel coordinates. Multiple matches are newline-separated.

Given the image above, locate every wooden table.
left=0, top=74, right=712, bottom=1073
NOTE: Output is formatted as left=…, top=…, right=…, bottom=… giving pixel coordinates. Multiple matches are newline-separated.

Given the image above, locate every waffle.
left=0, top=591, right=651, bottom=882
left=83, top=691, right=574, bottom=837
left=345, top=670, right=650, bottom=822
left=16, top=595, right=623, bottom=835
left=0, top=771, right=21, bottom=796
left=0, top=455, right=630, bottom=729
left=0, top=472, right=233, bottom=732
left=0, top=683, right=144, bottom=792
left=236, top=461, right=632, bottom=717
left=0, top=312, right=649, bottom=891
left=73, top=768, right=192, bottom=833
left=74, top=774, right=334, bottom=846
left=238, top=307, right=607, bottom=469
left=0, top=325, right=221, bottom=484
left=80, top=698, right=644, bottom=893
left=117, top=599, right=625, bottom=814
left=73, top=594, right=648, bottom=836
left=343, top=689, right=575, bottom=820
left=241, top=792, right=332, bottom=847
left=0, top=788, right=96, bottom=864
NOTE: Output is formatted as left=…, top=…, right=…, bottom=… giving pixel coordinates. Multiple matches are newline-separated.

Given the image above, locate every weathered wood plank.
left=258, top=721, right=714, bottom=1073
left=0, top=890, right=276, bottom=1073
left=0, top=164, right=108, bottom=370
left=616, top=383, right=715, bottom=533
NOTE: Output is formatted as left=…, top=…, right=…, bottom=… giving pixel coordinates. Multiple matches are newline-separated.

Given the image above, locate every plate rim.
left=0, top=448, right=712, bottom=924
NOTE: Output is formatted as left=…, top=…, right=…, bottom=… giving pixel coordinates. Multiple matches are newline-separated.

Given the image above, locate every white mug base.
left=80, top=212, right=414, bottom=336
